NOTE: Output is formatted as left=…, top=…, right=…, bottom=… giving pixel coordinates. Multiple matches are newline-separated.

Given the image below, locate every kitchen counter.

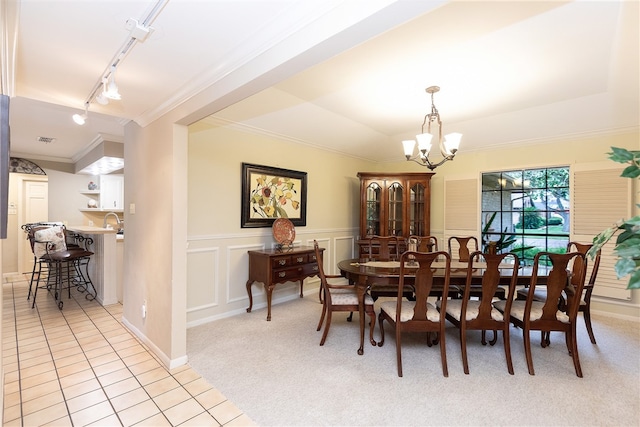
left=68, top=226, right=119, bottom=235
left=68, top=226, right=119, bottom=305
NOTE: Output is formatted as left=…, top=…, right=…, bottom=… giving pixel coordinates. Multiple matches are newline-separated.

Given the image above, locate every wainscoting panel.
left=186, top=228, right=358, bottom=328
left=186, top=246, right=219, bottom=312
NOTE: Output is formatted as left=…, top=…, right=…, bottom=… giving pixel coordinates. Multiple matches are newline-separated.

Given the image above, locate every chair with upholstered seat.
left=517, top=241, right=601, bottom=345
left=448, top=236, right=479, bottom=262
left=314, top=241, right=376, bottom=347
left=365, top=235, right=415, bottom=301
left=495, top=251, right=587, bottom=377
left=378, top=250, right=452, bottom=377
left=449, top=235, right=506, bottom=300
left=26, top=224, right=95, bottom=309
left=438, top=251, right=519, bottom=374
left=408, top=235, right=438, bottom=252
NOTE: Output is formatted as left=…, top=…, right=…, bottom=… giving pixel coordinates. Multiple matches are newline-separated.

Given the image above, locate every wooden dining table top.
left=337, top=258, right=549, bottom=284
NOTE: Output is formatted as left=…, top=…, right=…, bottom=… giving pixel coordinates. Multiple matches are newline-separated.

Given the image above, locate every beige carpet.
left=187, top=295, right=640, bottom=426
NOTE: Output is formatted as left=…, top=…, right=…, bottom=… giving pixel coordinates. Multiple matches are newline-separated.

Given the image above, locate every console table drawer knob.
left=278, top=271, right=286, bottom=278
left=296, top=257, right=304, bottom=263
left=278, top=260, right=287, bottom=266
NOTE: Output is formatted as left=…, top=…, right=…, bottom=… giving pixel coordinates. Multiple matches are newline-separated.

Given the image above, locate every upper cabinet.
left=99, top=174, right=124, bottom=210
left=357, top=172, right=433, bottom=239
left=80, top=174, right=124, bottom=212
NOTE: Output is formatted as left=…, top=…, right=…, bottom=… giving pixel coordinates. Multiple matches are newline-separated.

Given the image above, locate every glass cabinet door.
left=365, top=182, right=381, bottom=236
left=387, top=182, right=403, bottom=236
left=409, top=182, right=426, bottom=235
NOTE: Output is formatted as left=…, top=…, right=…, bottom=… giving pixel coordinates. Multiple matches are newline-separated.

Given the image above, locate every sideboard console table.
left=246, top=245, right=324, bottom=321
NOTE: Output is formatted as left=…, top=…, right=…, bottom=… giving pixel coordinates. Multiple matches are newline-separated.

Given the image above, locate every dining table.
left=337, top=258, right=551, bottom=355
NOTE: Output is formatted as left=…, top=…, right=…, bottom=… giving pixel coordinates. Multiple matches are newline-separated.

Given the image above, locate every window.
left=481, top=167, right=570, bottom=265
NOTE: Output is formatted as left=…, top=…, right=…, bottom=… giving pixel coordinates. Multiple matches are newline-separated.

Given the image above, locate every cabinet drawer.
left=272, top=267, right=303, bottom=282
left=292, top=254, right=308, bottom=264
left=271, top=256, right=292, bottom=269
left=302, top=263, right=320, bottom=276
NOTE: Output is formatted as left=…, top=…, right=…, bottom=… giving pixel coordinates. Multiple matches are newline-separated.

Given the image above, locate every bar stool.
left=26, top=224, right=95, bottom=309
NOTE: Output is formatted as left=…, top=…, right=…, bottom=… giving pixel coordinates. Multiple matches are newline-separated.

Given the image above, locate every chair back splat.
left=378, top=250, right=451, bottom=377
left=408, top=235, right=438, bottom=252
left=448, top=236, right=479, bottom=262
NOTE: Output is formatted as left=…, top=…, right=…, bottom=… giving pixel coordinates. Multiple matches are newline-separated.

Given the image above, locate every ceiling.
left=4, top=0, right=639, bottom=167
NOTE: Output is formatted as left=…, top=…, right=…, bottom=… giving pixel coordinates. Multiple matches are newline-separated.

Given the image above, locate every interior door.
left=19, top=178, right=49, bottom=273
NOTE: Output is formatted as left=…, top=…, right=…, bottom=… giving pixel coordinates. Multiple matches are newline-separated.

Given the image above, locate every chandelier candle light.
left=402, top=86, right=462, bottom=170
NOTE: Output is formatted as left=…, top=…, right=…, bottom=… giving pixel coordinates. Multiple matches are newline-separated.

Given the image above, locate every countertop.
left=67, top=226, right=118, bottom=235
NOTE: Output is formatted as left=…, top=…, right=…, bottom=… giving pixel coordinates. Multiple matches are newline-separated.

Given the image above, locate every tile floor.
left=2, top=273, right=256, bottom=426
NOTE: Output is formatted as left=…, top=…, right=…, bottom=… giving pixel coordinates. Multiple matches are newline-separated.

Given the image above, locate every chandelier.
left=402, top=86, right=462, bottom=170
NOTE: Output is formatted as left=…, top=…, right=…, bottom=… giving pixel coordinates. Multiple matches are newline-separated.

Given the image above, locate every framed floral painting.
left=241, top=163, right=307, bottom=228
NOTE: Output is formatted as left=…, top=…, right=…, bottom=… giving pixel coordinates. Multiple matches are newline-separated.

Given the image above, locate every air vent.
left=37, top=136, right=56, bottom=144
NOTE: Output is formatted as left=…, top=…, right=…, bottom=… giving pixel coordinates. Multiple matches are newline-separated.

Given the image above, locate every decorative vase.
left=88, top=181, right=97, bottom=190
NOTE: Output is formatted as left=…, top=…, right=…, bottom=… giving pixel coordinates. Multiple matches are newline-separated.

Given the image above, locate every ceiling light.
left=95, top=79, right=109, bottom=105
left=104, top=66, right=121, bottom=100
left=402, top=86, right=462, bottom=170
left=72, top=102, right=89, bottom=125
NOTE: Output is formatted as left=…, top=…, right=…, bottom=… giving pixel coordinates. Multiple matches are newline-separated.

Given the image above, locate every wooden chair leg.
left=439, top=325, right=448, bottom=377
left=569, top=326, right=583, bottom=377
left=319, top=310, right=333, bottom=346
left=377, top=313, right=386, bottom=347
left=460, top=329, right=469, bottom=375
left=583, top=308, right=597, bottom=344
left=503, top=327, right=514, bottom=375
left=396, top=330, right=403, bottom=377
left=523, top=329, right=535, bottom=375
left=367, top=309, right=377, bottom=346
left=316, top=301, right=327, bottom=332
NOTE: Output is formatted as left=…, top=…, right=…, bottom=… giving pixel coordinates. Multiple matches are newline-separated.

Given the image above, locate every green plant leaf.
left=621, top=165, right=640, bottom=179
left=628, top=269, right=640, bottom=289
left=615, top=257, right=637, bottom=278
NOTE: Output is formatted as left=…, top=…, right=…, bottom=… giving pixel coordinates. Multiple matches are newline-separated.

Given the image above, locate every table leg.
left=245, top=280, right=254, bottom=313
left=266, top=284, right=275, bottom=321
left=357, top=276, right=367, bottom=355
left=299, top=279, right=304, bottom=298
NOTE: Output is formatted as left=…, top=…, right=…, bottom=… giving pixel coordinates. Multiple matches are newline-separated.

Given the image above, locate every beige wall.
left=185, top=126, right=640, bottom=333
left=186, top=123, right=376, bottom=327
left=119, top=119, right=188, bottom=368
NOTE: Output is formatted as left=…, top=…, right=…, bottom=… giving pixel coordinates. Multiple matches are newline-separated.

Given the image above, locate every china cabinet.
left=357, top=172, right=433, bottom=256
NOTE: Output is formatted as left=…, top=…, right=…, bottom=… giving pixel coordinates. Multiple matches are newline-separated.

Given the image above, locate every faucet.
left=103, top=212, right=121, bottom=231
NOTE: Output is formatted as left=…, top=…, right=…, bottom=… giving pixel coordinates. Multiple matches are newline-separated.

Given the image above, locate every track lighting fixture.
left=70, top=0, right=168, bottom=124
left=103, top=66, right=121, bottom=100
left=95, top=79, right=109, bottom=105
left=72, top=102, right=89, bottom=125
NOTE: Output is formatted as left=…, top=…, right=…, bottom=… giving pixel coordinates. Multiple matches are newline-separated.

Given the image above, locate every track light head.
left=72, top=102, right=89, bottom=125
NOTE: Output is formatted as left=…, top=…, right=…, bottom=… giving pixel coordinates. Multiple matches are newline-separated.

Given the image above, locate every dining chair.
left=313, top=241, right=376, bottom=347
left=437, top=251, right=519, bottom=374
left=408, top=235, right=438, bottom=252
left=517, top=241, right=601, bottom=344
left=378, top=250, right=451, bottom=377
left=365, top=235, right=414, bottom=301
left=448, top=235, right=506, bottom=300
left=495, top=251, right=588, bottom=377
left=365, top=235, right=400, bottom=260
left=448, top=236, right=479, bottom=262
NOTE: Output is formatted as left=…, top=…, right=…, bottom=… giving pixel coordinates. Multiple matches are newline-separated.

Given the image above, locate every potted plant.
left=588, top=147, right=640, bottom=289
